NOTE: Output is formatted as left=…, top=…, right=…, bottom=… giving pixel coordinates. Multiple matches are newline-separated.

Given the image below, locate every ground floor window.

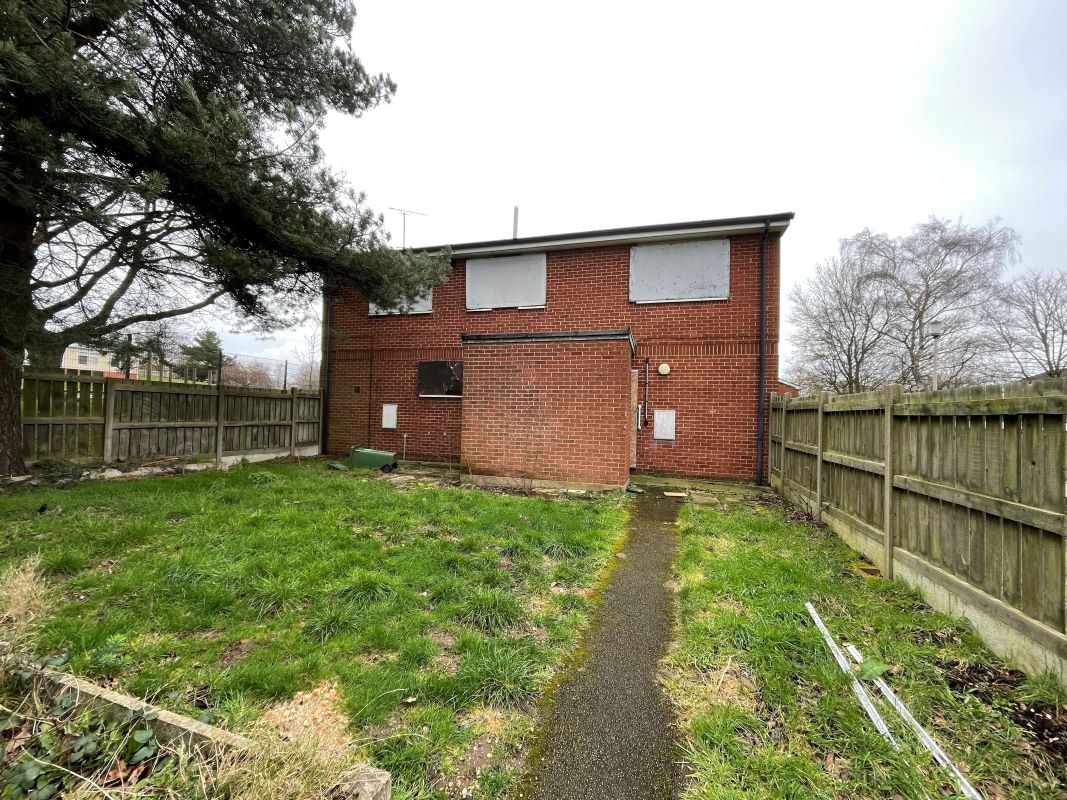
left=417, top=360, right=463, bottom=397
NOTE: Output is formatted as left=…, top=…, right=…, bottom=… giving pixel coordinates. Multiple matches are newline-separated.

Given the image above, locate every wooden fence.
left=770, top=379, right=1067, bottom=684
left=21, top=372, right=321, bottom=464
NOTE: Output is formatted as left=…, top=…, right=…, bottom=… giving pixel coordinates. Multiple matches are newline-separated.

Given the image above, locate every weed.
left=458, top=589, right=523, bottom=632
left=458, top=641, right=541, bottom=707
left=306, top=602, right=366, bottom=642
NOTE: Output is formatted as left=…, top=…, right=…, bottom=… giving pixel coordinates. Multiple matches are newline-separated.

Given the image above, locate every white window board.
left=653, top=409, right=676, bottom=440
left=629, top=239, right=730, bottom=303
left=381, top=403, right=398, bottom=429
left=466, top=254, right=547, bottom=310
left=370, top=290, right=432, bottom=316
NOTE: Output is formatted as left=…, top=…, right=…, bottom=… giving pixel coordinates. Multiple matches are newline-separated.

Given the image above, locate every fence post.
left=882, top=384, right=902, bottom=578
left=780, top=394, right=791, bottom=493
left=772, top=392, right=781, bottom=482
left=815, top=390, right=827, bottom=514
left=215, top=387, right=225, bottom=464
left=289, top=387, right=298, bottom=457
left=102, top=378, right=116, bottom=463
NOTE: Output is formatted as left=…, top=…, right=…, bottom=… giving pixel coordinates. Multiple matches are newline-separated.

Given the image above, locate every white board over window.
left=466, top=254, right=547, bottom=310
left=629, top=239, right=730, bottom=303
left=369, top=290, right=432, bottom=316
left=653, top=409, right=676, bottom=440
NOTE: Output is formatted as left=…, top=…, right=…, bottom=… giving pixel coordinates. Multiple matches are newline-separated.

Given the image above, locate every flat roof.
left=415, top=212, right=794, bottom=258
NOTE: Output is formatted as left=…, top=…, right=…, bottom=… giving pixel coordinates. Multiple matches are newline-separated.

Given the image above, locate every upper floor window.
left=466, top=254, right=546, bottom=310
left=629, top=239, right=730, bottom=303
left=369, top=290, right=432, bottom=316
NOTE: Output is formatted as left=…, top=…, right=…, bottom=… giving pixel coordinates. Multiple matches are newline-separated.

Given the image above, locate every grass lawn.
left=0, top=461, right=627, bottom=799
left=662, top=496, right=1066, bottom=800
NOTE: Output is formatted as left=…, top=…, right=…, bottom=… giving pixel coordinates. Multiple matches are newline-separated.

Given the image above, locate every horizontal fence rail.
left=770, top=379, right=1067, bottom=685
left=21, top=372, right=321, bottom=465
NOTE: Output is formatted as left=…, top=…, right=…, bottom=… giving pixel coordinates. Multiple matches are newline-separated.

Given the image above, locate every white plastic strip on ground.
left=844, top=643, right=983, bottom=800
left=805, top=602, right=900, bottom=747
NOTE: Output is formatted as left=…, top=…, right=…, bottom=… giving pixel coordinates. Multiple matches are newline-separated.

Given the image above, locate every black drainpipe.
left=320, top=286, right=334, bottom=455
left=755, top=220, right=770, bottom=485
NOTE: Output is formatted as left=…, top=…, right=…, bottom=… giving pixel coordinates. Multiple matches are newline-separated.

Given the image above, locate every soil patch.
left=217, top=639, right=254, bottom=668
left=943, top=661, right=1067, bottom=764
left=262, top=682, right=353, bottom=760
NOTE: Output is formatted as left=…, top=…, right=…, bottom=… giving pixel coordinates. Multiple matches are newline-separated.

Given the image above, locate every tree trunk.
left=0, top=133, right=41, bottom=476
left=0, top=354, right=26, bottom=475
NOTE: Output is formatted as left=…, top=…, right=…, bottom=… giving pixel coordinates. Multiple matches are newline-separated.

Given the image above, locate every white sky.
left=223, top=0, right=1067, bottom=377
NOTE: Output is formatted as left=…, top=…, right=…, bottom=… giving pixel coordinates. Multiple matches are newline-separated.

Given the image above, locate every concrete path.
left=523, top=489, right=683, bottom=800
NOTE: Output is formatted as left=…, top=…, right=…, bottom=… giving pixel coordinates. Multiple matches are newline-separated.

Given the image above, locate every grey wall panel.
left=629, top=239, right=730, bottom=303
left=466, top=254, right=547, bottom=310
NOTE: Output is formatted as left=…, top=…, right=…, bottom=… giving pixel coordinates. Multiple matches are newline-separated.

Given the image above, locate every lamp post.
left=928, top=319, right=945, bottom=391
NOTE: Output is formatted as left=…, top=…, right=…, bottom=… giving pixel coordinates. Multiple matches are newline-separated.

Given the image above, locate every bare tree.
left=858, top=218, right=1018, bottom=389
left=789, top=245, right=895, bottom=394
left=991, top=269, right=1067, bottom=379
left=790, top=217, right=1019, bottom=393
left=294, top=323, right=322, bottom=390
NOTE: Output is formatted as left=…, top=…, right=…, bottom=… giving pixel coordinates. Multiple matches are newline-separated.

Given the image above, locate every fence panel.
left=770, top=379, right=1067, bottom=686
left=21, top=372, right=321, bottom=465
left=21, top=374, right=106, bottom=462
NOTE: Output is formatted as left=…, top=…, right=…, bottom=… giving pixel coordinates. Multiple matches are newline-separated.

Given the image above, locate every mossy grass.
left=663, top=500, right=1065, bottom=799
left=0, top=461, right=627, bottom=798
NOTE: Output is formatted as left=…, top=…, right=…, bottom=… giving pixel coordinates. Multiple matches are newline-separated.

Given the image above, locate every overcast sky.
left=223, top=0, right=1067, bottom=377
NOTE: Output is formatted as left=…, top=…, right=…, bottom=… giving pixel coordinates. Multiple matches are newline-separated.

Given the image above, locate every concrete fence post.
left=882, top=384, right=902, bottom=577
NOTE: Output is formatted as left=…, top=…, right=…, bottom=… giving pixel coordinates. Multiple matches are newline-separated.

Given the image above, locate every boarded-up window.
left=417, top=360, right=463, bottom=397
left=629, top=240, right=730, bottom=303
left=466, top=254, right=547, bottom=310
left=369, top=290, right=433, bottom=316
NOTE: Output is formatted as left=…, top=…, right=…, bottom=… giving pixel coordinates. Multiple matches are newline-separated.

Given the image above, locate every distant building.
left=776, top=380, right=800, bottom=397
left=59, top=346, right=139, bottom=378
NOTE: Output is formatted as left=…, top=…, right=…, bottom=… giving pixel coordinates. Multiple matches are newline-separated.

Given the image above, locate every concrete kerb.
left=4, top=661, right=391, bottom=799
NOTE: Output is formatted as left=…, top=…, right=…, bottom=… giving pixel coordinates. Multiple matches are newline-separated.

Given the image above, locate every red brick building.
left=322, top=213, right=792, bottom=486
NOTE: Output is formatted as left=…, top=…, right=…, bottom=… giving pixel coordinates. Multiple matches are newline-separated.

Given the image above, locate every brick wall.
left=461, top=340, right=633, bottom=485
left=324, top=232, right=780, bottom=481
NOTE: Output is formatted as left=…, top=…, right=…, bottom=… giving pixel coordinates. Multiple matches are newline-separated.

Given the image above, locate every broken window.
left=417, top=360, right=463, bottom=397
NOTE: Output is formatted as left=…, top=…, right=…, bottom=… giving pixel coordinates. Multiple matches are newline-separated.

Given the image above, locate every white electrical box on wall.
left=381, top=403, right=398, bottom=429
left=653, top=409, right=676, bottom=440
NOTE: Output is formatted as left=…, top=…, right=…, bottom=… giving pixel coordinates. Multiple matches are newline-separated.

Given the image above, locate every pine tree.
left=0, top=0, right=449, bottom=473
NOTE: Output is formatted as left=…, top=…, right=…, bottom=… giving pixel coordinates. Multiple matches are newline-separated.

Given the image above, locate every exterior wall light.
left=657, top=363, right=671, bottom=376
